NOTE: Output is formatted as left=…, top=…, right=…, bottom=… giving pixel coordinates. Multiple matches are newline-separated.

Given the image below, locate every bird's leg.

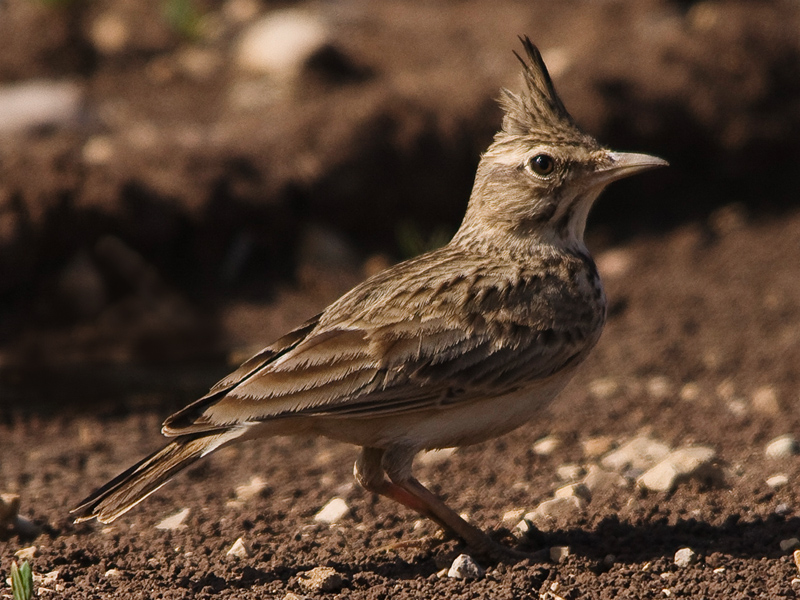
left=354, top=446, right=527, bottom=561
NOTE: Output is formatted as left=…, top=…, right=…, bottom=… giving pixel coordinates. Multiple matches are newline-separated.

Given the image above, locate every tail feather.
left=72, top=428, right=245, bottom=524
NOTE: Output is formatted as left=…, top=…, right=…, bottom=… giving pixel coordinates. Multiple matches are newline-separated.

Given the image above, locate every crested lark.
left=73, top=38, right=666, bottom=559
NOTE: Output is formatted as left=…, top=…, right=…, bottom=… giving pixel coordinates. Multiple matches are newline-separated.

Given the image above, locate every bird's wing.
left=163, top=253, right=598, bottom=435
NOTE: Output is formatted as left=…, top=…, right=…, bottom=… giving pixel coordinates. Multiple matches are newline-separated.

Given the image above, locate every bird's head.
left=455, top=37, right=667, bottom=252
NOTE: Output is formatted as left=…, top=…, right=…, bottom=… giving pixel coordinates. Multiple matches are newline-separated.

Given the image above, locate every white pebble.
left=582, top=465, right=628, bottom=493
left=601, top=435, right=671, bottom=473
left=674, top=547, right=697, bottom=567
left=554, top=482, right=592, bottom=503
left=0, top=80, right=83, bottom=133
left=524, top=496, right=586, bottom=530
left=556, top=463, right=584, bottom=481
left=766, top=474, right=789, bottom=490
left=501, top=508, right=525, bottom=526
left=226, top=537, right=253, bottom=559
left=637, top=446, right=718, bottom=493
left=533, top=435, right=560, bottom=456
left=155, top=508, right=190, bottom=530
left=236, top=9, right=328, bottom=77
left=314, top=497, right=349, bottom=524
left=104, top=568, right=122, bottom=578
left=752, top=386, right=781, bottom=414
left=766, top=435, right=798, bottom=459
left=447, top=554, right=484, bottom=579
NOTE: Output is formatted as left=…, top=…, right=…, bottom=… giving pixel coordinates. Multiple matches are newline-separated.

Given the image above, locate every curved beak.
left=593, top=151, right=669, bottom=186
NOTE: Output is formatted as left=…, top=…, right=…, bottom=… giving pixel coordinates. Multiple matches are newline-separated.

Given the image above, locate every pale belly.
left=307, top=367, right=578, bottom=451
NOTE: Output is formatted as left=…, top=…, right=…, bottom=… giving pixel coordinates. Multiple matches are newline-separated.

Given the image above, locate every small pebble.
left=780, top=538, right=800, bottom=552
left=447, top=554, right=484, bottom=579
left=752, top=386, right=780, bottom=415
left=524, top=496, right=586, bottom=530
left=793, top=549, right=800, bottom=573
left=766, top=474, right=789, bottom=490
left=501, top=508, right=525, bottom=526
left=549, top=546, right=571, bottom=563
left=556, top=463, right=584, bottom=481
left=679, top=383, right=701, bottom=402
left=582, top=435, right=615, bottom=458
left=647, top=376, right=672, bottom=399
left=533, top=435, right=560, bottom=456
left=766, top=435, right=799, bottom=459
left=582, top=465, right=627, bottom=493
left=104, top=568, right=122, bottom=578
left=226, top=537, right=253, bottom=559
left=674, top=547, right=697, bottom=567
left=284, top=593, right=311, bottom=600
left=589, top=378, right=619, bottom=400
left=601, top=435, right=671, bottom=473
left=554, top=482, right=592, bottom=503
left=775, top=503, right=791, bottom=516
left=155, top=508, right=190, bottom=530
left=637, top=446, right=718, bottom=493
left=297, top=566, right=343, bottom=592
left=603, top=554, right=616, bottom=567
left=314, top=497, right=349, bottom=524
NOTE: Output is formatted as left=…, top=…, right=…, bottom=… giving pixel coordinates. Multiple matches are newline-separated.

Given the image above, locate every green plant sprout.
left=10, top=560, right=33, bottom=600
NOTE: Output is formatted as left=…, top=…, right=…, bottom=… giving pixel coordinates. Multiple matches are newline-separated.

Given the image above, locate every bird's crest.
left=499, top=37, right=579, bottom=141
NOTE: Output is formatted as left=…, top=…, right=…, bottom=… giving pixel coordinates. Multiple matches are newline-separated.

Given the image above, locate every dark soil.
left=2, top=0, right=800, bottom=598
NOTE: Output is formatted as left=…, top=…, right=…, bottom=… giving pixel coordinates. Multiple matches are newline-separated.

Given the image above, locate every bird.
left=72, top=37, right=667, bottom=559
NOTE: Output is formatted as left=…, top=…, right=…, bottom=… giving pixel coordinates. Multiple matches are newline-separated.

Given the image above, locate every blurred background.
left=1, top=0, right=799, bottom=413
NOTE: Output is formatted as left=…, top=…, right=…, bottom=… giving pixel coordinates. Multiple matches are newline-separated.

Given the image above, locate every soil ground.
left=3, top=208, right=800, bottom=599
left=2, top=0, right=800, bottom=598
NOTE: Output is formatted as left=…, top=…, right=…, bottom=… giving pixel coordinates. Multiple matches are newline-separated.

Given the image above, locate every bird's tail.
left=71, top=428, right=246, bottom=524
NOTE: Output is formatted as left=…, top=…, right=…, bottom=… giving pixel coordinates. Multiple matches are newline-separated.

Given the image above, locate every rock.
left=556, top=463, right=584, bottom=481
left=637, top=446, right=718, bottom=493
left=226, top=537, right=253, bottom=559
left=679, top=383, right=701, bottom=402
left=752, top=386, right=781, bottom=414
left=524, top=496, right=586, bottom=530
left=236, top=9, right=329, bottom=78
left=554, top=482, right=592, bottom=503
left=674, top=547, right=698, bottom=567
left=104, top=568, right=122, bottom=578
left=0, top=493, right=20, bottom=525
left=82, top=136, right=115, bottom=165
left=297, top=566, right=343, bottom=593
left=601, top=435, right=671, bottom=473
left=595, top=248, right=631, bottom=278
left=235, top=476, right=270, bottom=501
left=417, top=447, right=456, bottom=467
left=447, top=554, right=484, bottom=579
left=793, top=549, right=800, bottom=573
left=766, top=435, right=799, bottom=459
left=314, top=497, right=349, bottom=524
left=533, top=435, right=560, bottom=456
left=766, top=474, right=789, bottom=490
left=588, top=378, right=620, bottom=400
left=501, top=508, right=525, bottom=527
left=283, top=593, right=311, bottom=600
left=582, top=436, right=615, bottom=458
left=582, top=465, right=628, bottom=494
left=90, top=12, right=129, bottom=54
left=647, top=376, right=672, bottom=399
left=14, top=546, right=37, bottom=560
left=155, top=508, right=190, bottom=530
left=549, top=546, right=571, bottom=564
left=0, top=80, right=83, bottom=134
left=780, top=538, right=800, bottom=552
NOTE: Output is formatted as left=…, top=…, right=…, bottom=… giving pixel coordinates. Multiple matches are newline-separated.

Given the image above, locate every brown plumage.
left=72, top=37, right=666, bottom=559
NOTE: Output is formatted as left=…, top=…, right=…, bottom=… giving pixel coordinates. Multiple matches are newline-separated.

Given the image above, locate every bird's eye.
left=528, top=154, right=555, bottom=177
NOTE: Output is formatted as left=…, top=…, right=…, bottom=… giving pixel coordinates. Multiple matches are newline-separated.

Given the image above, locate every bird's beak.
left=593, top=151, right=669, bottom=186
